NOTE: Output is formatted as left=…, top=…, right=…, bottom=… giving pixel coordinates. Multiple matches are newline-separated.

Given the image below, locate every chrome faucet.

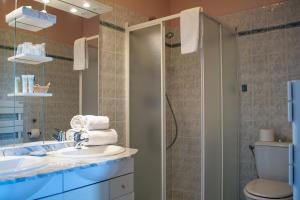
left=74, top=132, right=89, bottom=149
left=52, top=129, right=66, bottom=142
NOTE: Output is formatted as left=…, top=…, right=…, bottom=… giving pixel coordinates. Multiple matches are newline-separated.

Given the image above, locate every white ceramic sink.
left=0, top=156, right=47, bottom=176
left=53, top=145, right=126, bottom=159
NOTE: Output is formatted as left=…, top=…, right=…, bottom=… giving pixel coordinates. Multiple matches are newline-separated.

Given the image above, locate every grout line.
left=0, top=44, right=14, bottom=51
left=165, top=20, right=300, bottom=48
left=100, top=20, right=125, bottom=32
left=165, top=43, right=181, bottom=48
left=46, top=54, right=73, bottom=61
left=238, top=20, right=300, bottom=36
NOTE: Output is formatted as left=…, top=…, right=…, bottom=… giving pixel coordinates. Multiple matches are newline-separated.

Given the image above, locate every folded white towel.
left=73, top=37, right=88, bottom=70
left=180, top=7, right=203, bottom=54
left=70, top=115, right=110, bottom=130
left=81, top=129, right=118, bottom=146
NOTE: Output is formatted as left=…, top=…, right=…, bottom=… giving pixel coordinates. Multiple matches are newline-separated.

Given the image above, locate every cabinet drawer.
left=114, top=193, right=134, bottom=200
left=109, top=174, right=133, bottom=199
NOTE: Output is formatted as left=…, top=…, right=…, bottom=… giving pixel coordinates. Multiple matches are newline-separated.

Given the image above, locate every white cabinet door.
left=42, top=181, right=109, bottom=200
left=109, top=174, right=133, bottom=199
left=63, top=181, right=109, bottom=200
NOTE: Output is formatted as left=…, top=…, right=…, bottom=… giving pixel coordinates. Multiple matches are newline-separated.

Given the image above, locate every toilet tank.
left=255, top=141, right=290, bottom=182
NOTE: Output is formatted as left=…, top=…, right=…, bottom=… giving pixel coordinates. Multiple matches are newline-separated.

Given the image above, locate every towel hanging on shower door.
left=73, top=37, right=88, bottom=70
left=180, top=7, right=203, bottom=54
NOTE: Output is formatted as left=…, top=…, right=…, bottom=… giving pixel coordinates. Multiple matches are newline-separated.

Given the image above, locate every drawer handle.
left=121, top=184, right=126, bottom=189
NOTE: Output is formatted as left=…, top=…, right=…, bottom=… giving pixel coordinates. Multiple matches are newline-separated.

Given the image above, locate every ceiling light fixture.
left=42, top=0, right=50, bottom=3
left=70, top=8, right=77, bottom=13
left=83, top=2, right=90, bottom=8
left=34, top=0, right=113, bottom=18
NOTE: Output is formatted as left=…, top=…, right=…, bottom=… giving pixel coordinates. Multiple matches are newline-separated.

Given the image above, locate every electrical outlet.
left=242, top=84, right=248, bottom=92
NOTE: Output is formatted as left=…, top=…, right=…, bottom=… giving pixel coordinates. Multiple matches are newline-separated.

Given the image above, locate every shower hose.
left=166, top=94, right=178, bottom=150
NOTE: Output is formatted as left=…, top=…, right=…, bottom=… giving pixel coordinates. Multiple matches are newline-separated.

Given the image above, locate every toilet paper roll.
left=259, top=129, right=275, bottom=142
left=28, top=129, right=40, bottom=139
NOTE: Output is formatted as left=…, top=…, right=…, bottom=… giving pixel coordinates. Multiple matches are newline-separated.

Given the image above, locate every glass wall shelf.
left=8, top=54, right=53, bottom=65
left=7, top=93, right=53, bottom=97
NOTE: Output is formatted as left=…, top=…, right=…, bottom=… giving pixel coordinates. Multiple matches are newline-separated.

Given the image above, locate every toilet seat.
left=244, top=179, right=293, bottom=200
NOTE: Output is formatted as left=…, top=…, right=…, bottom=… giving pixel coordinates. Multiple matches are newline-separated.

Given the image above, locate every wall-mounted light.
left=83, top=2, right=90, bottom=8
left=70, top=8, right=78, bottom=13
left=34, top=0, right=112, bottom=18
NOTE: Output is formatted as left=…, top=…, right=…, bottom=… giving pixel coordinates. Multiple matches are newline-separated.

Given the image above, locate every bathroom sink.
left=53, top=145, right=126, bottom=159
left=0, top=156, right=47, bottom=176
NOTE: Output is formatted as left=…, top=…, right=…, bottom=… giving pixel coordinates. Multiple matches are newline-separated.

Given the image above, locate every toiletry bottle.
left=21, top=75, right=28, bottom=93
left=40, top=43, right=46, bottom=57
left=27, top=75, right=35, bottom=93
left=15, top=76, right=21, bottom=93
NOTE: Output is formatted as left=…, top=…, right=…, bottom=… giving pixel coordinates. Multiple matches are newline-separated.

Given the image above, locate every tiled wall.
left=0, top=29, right=78, bottom=145
left=166, top=27, right=202, bottom=200
left=218, top=0, right=300, bottom=199
left=44, top=39, right=78, bottom=140
left=98, top=0, right=148, bottom=146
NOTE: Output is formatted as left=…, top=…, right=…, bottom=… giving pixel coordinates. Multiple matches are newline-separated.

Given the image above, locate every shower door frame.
left=125, top=21, right=167, bottom=200
left=125, top=13, right=204, bottom=200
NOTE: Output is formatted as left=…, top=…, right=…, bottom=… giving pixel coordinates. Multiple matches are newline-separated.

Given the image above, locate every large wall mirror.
left=0, top=0, right=99, bottom=147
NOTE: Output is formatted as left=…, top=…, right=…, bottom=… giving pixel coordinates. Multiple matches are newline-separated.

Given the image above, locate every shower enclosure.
left=126, top=10, right=239, bottom=200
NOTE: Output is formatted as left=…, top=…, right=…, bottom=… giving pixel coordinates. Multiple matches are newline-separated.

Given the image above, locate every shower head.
left=165, top=32, right=175, bottom=39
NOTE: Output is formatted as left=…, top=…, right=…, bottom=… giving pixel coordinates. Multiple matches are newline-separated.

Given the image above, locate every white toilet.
left=244, top=141, right=293, bottom=200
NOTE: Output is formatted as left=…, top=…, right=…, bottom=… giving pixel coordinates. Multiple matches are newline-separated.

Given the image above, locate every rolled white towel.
left=70, top=115, right=109, bottom=130
left=85, top=115, right=109, bottom=130
left=70, top=115, right=85, bottom=129
left=81, top=129, right=118, bottom=146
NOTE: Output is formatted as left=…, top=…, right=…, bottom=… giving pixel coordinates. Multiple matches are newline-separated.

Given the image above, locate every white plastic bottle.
left=14, top=76, right=21, bottom=93
left=27, top=75, right=35, bottom=93
left=21, top=75, right=28, bottom=93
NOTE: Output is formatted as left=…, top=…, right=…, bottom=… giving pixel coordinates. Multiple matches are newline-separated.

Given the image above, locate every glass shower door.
left=222, top=26, right=239, bottom=200
left=129, top=24, right=165, bottom=200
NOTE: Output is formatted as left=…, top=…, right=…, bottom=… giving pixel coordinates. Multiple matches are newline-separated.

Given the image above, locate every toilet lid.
left=245, top=179, right=292, bottom=199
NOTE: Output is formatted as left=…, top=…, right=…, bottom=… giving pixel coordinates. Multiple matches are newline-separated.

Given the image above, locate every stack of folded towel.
left=66, top=115, right=118, bottom=146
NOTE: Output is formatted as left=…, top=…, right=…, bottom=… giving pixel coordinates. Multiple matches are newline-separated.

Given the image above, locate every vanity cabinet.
left=0, top=157, right=134, bottom=200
